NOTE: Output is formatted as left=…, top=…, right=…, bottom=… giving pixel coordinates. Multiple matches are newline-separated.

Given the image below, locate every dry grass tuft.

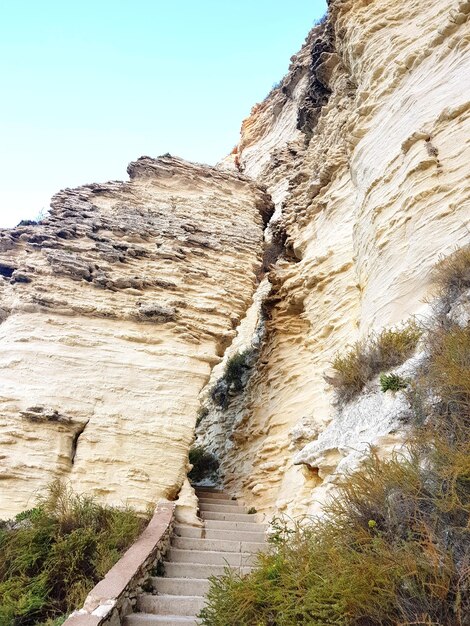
left=431, top=245, right=470, bottom=314
left=330, top=323, right=421, bottom=403
left=426, top=324, right=470, bottom=418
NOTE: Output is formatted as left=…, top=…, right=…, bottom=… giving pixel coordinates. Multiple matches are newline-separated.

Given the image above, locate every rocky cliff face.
left=199, top=0, right=470, bottom=517
left=1, top=0, right=469, bottom=522
left=0, top=156, right=272, bottom=518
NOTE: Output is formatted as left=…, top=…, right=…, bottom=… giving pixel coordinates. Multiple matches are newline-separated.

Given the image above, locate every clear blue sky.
left=0, top=0, right=326, bottom=227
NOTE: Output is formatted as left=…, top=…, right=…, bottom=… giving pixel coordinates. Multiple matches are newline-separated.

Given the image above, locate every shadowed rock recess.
left=0, top=156, right=273, bottom=517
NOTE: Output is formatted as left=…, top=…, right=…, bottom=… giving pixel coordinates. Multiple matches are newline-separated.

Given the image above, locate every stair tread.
left=125, top=615, right=197, bottom=622
left=175, top=523, right=264, bottom=534
left=198, top=497, right=238, bottom=503
left=145, top=593, right=204, bottom=597
left=163, top=562, right=253, bottom=577
left=172, top=537, right=266, bottom=552
left=126, top=616, right=197, bottom=623
left=169, top=546, right=251, bottom=562
left=152, top=577, right=209, bottom=582
left=127, top=491, right=263, bottom=622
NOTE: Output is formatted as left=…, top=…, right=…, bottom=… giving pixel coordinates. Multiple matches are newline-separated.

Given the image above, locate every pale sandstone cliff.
left=0, top=156, right=272, bottom=518
left=199, top=0, right=470, bottom=517
left=1, top=0, right=469, bottom=524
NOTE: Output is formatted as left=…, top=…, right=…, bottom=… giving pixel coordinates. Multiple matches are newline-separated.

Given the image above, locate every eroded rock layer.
left=204, top=0, right=470, bottom=516
left=0, top=156, right=272, bottom=517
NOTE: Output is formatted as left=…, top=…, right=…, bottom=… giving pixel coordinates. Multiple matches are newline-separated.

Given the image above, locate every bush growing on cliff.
left=200, top=333, right=470, bottom=624
left=225, top=351, right=251, bottom=392
left=330, top=323, right=421, bottom=403
left=188, top=446, right=219, bottom=484
left=0, top=481, right=149, bottom=626
left=432, top=244, right=470, bottom=314
left=211, top=350, right=252, bottom=409
left=201, top=436, right=470, bottom=625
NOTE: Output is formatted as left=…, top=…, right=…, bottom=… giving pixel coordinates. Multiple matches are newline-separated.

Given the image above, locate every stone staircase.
left=124, top=488, right=267, bottom=625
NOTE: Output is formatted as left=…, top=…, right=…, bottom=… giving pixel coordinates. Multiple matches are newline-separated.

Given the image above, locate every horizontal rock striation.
left=0, top=156, right=273, bottom=518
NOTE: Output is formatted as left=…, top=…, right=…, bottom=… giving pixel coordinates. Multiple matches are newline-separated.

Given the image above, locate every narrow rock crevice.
left=70, top=420, right=89, bottom=466
left=192, top=200, right=284, bottom=487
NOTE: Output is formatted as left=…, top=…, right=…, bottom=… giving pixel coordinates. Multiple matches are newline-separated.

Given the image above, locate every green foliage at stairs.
left=0, top=481, right=149, bottom=626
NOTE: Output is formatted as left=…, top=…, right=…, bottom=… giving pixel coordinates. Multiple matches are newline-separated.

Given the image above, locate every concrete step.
left=137, top=594, right=205, bottom=616
left=172, top=536, right=266, bottom=554
left=197, top=497, right=239, bottom=507
left=151, top=577, right=210, bottom=596
left=163, top=561, right=252, bottom=579
left=124, top=615, right=197, bottom=626
left=201, top=511, right=259, bottom=522
left=168, top=548, right=255, bottom=567
left=174, top=524, right=265, bottom=542
left=198, top=503, right=248, bottom=514
left=173, top=525, right=205, bottom=539
left=203, top=519, right=266, bottom=532
left=194, top=490, right=230, bottom=500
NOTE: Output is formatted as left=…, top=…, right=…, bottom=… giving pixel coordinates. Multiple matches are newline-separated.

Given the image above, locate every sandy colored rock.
left=1, top=0, right=469, bottom=526
left=199, top=0, right=470, bottom=517
left=0, top=156, right=272, bottom=518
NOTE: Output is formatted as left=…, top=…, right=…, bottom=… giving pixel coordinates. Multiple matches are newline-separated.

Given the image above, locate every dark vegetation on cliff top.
left=188, top=446, right=220, bottom=484
left=0, top=482, right=149, bottom=626
left=200, top=246, right=470, bottom=626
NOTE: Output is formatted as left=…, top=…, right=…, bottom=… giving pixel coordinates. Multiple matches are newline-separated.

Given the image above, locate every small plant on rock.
left=188, top=447, right=219, bottom=484
left=380, top=373, right=408, bottom=392
left=211, top=350, right=252, bottom=409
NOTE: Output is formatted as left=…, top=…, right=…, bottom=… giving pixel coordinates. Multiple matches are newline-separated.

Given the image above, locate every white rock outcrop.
left=0, top=156, right=272, bottom=518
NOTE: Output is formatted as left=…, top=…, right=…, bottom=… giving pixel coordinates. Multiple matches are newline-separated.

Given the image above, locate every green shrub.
left=211, top=350, right=252, bottom=409
left=188, top=447, right=219, bottom=484
left=196, top=407, right=209, bottom=428
left=0, top=481, right=149, bottom=626
left=224, top=351, right=251, bottom=392
left=379, top=372, right=408, bottom=392
left=330, top=323, right=421, bottom=403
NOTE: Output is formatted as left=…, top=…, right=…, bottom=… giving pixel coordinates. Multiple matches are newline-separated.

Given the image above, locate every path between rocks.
left=123, top=488, right=267, bottom=625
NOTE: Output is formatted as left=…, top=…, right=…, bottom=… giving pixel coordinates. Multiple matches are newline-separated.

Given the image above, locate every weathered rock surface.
left=1, top=0, right=469, bottom=525
left=0, top=156, right=272, bottom=518
left=200, top=0, right=470, bottom=517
